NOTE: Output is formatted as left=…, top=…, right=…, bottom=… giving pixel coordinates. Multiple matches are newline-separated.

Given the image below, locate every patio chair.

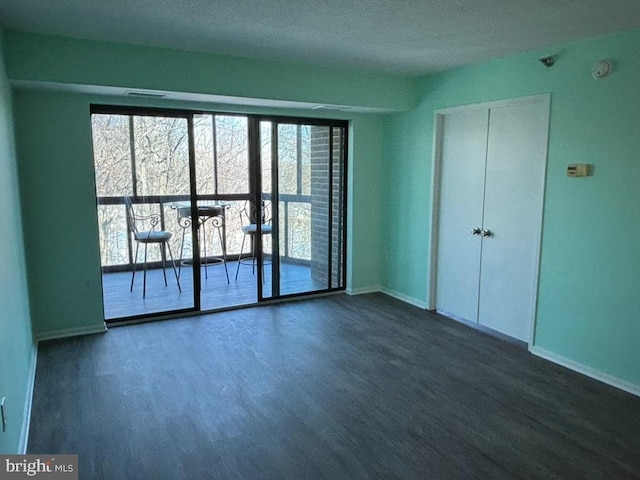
left=125, top=197, right=181, bottom=298
left=235, top=200, right=272, bottom=281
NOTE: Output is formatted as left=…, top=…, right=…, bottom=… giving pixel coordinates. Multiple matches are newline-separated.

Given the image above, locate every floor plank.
left=28, top=293, right=640, bottom=479
left=102, top=260, right=324, bottom=319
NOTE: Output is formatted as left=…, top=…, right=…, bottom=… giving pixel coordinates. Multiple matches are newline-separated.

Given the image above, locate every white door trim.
left=427, top=94, right=551, bottom=346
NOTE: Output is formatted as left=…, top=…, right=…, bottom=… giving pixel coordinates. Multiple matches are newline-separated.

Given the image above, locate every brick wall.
left=310, top=126, right=345, bottom=287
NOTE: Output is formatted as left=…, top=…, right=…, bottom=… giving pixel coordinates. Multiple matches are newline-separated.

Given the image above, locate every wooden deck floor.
left=102, top=260, right=323, bottom=320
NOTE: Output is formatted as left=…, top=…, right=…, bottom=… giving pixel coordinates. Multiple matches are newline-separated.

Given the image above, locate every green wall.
left=13, top=90, right=105, bottom=337
left=346, top=115, right=384, bottom=292
left=3, top=30, right=417, bottom=112
left=0, top=30, right=36, bottom=454
left=383, top=28, right=640, bottom=387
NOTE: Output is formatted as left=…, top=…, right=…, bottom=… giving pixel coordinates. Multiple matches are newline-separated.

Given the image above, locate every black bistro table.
left=173, top=202, right=229, bottom=283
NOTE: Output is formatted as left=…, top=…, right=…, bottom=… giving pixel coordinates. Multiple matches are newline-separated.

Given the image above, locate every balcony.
left=99, top=194, right=326, bottom=319
left=92, top=109, right=346, bottom=321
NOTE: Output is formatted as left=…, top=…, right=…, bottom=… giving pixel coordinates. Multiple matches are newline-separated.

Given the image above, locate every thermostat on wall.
left=567, top=164, right=592, bottom=177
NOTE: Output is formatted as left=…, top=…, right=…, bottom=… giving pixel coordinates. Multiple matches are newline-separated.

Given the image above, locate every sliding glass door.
left=92, top=110, right=198, bottom=318
left=92, top=106, right=347, bottom=322
left=259, top=120, right=347, bottom=299
left=192, top=113, right=254, bottom=309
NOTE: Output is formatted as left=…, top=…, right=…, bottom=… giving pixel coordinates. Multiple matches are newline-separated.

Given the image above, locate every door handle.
left=471, top=227, right=481, bottom=235
left=481, top=229, right=492, bottom=237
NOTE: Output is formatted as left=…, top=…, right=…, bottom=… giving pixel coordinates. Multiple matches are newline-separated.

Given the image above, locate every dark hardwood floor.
left=102, top=260, right=323, bottom=320
left=28, top=293, right=640, bottom=479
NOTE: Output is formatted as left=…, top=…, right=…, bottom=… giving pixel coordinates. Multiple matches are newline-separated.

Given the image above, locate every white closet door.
left=478, top=100, right=549, bottom=341
left=435, top=108, right=489, bottom=322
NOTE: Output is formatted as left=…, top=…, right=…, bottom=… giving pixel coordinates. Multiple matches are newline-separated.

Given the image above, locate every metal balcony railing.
left=96, top=194, right=312, bottom=272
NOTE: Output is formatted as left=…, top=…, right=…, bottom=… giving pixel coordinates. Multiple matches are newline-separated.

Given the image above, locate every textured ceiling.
left=1, top=0, right=640, bottom=75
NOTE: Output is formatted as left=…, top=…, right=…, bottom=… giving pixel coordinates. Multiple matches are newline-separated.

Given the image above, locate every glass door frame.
left=92, top=104, right=348, bottom=323
left=92, top=104, right=203, bottom=321
left=253, top=116, right=349, bottom=302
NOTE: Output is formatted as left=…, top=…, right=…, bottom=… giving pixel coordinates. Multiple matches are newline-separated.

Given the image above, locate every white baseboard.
left=18, top=345, right=38, bottom=454
left=35, top=323, right=107, bottom=343
left=530, top=346, right=640, bottom=398
left=346, top=286, right=382, bottom=296
left=380, top=287, right=428, bottom=309
left=346, top=286, right=429, bottom=310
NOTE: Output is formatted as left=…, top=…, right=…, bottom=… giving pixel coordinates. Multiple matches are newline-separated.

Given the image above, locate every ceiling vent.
left=124, top=90, right=168, bottom=98
left=312, top=104, right=351, bottom=112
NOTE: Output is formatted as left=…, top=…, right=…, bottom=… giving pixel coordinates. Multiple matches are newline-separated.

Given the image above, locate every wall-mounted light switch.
left=1, top=397, right=6, bottom=432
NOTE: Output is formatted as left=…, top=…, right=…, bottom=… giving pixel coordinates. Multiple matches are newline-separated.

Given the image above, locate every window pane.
left=288, top=202, right=311, bottom=260
left=223, top=200, right=249, bottom=256
left=301, top=125, right=311, bottom=196
left=194, top=114, right=215, bottom=194
left=96, top=204, right=128, bottom=266
left=216, top=116, right=249, bottom=194
left=277, top=124, right=298, bottom=195
left=92, top=114, right=133, bottom=197
left=260, top=121, right=272, bottom=194
left=133, top=116, right=190, bottom=196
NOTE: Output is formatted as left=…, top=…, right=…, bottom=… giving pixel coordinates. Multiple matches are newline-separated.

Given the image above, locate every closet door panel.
left=478, top=100, right=549, bottom=341
left=435, top=109, right=489, bottom=322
